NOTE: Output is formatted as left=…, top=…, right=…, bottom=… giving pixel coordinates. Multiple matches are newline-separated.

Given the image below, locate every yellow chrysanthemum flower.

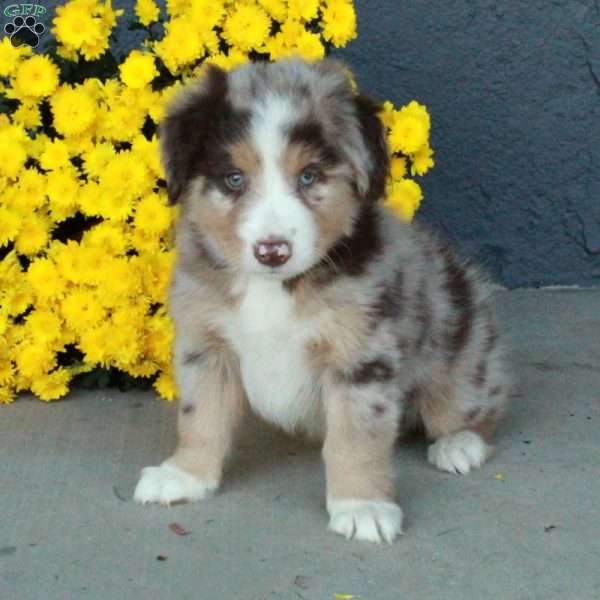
left=322, top=0, right=357, bottom=47
left=14, top=213, right=52, bottom=256
left=155, top=17, right=205, bottom=74
left=140, top=250, right=176, bottom=302
left=52, top=0, right=121, bottom=61
left=0, top=386, right=16, bottom=404
left=50, top=85, right=96, bottom=137
left=384, top=178, right=423, bottom=223
left=166, top=0, right=188, bottom=17
left=279, top=19, right=304, bottom=47
left=11, top=55, right=59, bottom=99
left=0, top=139, right=27, bottom=178
left=0, top=250, right=21, bottom=284
left=17, top=169, right=47, bottom=210
left=53, top=1, right=104, bottom=50
left=50, top=240, right=89, bottom=284
left=14, top=342, right=57, bottom=380
left=380, top=100, right=396, bottom=130
left=389, top=101, right=431, bottom=155
left=259, top=0, right=287, bottom=21
left=205, top=49, right=249, bottom=72
left=61, top=289, right=105, bottom=329
left=135, top=0, right=160, bottom=25
left=26, top=258, right=67, bottom=301
left=0, top=37, right=30, bottom=77
left=46, top=169, right=80, bottom=222
left=222, top=3, right=271, bottom=53
left=0, top=207, right=20, bottom=246
left=119, top=51, right=158, bottom=89
left=0, top=357, right=15, bottom=386
left=2, top=282, right=34, bottom=317
left=82, top=142, right=116, bottom=179
left=410, top=144, right=435, bottom=176
left=79, top=322, right=112, bottom=365
left=25, top=308, right=63, bottom=346
left=295, top=30, right=326, bottom=61
left=31, top=369, right=71, bottom=402
left=12, top=102, right=42, bottom=129
left=132, top=134, right=163, bottom=178
left=134, top=193, right=173, bottom=235
left=154, top=370, right=177, bottom=401
left=82, top=221, right=128, bottom=254
left=390, top=156, right=407, bottom=180
left=39, top=139, right=71, bottom=171
left=288, top=0, right=320, bottom=21
left=188, top=0, right=226, bottom=31
left=127, top=359, right=159, bottom=378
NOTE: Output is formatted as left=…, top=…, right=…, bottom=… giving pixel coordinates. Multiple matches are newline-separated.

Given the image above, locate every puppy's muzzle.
left=253, top=239, right=292, bottom=267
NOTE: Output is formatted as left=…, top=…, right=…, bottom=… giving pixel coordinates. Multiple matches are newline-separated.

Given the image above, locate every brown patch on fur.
left=414, top=279, right=432, bottom=351
left=229, top=139, right=261, bottom=178
left=344, top=359, right=394, bottom=385
left=280, top=141, right=319, bottom=182
left=372, top=403, right=387, bottom=417
left=440, top=245, right=473, bottom=357
left=472, top=360, right=487, bottom=387
left=182, top=178, right=245, bottom=274
left=312, top=177, right=360, bottom=259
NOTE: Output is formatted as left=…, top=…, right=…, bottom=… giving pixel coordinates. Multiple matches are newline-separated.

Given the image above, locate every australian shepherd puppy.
left=134, top=59, right=510, bottom=543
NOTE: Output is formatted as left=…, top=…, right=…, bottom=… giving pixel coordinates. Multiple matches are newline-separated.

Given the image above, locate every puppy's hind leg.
left=421, top=373, right=509, bottom=475
left=134, top=346, right=246, bottom=505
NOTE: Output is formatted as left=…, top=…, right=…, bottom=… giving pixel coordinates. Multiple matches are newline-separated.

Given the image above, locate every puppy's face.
left=160, top=59, right=389, bottom=281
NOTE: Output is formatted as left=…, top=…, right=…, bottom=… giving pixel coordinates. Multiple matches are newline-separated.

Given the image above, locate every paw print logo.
left=4, top=15, right=45, bottom=48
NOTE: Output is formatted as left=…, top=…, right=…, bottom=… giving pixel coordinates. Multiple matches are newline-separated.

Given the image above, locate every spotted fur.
left=135, top=59, right=511, bottom=543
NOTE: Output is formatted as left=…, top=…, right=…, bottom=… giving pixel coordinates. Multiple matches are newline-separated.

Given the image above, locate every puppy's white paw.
left=134, top=463, right=217, bottom=506
left=428, top=430, right=493, bottom=475
left=327, top=498, right=403, bottom=544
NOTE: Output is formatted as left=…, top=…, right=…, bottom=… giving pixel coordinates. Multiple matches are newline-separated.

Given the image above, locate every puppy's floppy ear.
left=158, top=65, right=228, bottom=204
left=353, top=94, right=390, bottom=203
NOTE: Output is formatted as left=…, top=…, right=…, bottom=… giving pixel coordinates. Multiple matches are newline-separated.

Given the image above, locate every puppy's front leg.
left=134, top=347, right=245, bottom=506
left=322, top=374, right=403, bottom=543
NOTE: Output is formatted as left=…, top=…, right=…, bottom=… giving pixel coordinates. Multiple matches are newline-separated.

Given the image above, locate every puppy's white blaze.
left=237, top=94, right=318, bottom=278
left=222, top=277, right=324, bottom=437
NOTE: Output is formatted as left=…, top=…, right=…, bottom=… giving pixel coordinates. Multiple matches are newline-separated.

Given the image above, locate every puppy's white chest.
left=222, top=279, right=323, bottom=436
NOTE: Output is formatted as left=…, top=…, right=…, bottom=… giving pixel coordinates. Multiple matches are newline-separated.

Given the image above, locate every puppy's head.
left=160, top=59, right=389, bottom=280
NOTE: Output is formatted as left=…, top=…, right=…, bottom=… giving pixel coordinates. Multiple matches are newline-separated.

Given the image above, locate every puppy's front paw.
left=427, top=430, right=493, bottom=475
left=134, top=463, right=217, bottom=506
left=327, top=498, right=403, bottom=544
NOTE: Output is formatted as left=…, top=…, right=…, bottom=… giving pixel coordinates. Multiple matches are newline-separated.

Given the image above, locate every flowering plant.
left=0, top=0, right=434, bottom=404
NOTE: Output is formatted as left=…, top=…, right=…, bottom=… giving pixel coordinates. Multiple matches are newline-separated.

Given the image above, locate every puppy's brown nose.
left=253, top=239, right=292, bottom=267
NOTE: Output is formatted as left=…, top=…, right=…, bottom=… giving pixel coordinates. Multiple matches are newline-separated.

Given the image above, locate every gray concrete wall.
left=336, top=1, right=600, bottom=287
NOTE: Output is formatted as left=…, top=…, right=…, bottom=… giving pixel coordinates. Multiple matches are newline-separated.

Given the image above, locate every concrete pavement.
left=1, top=289, right=599, bottom=600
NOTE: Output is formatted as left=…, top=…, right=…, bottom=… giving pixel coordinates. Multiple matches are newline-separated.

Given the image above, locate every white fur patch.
left=134, top=463, right=217, bottom=506
left=237, top=94, right=318, bottom=279
left=327, top=498, right=404, bottom=544
left=427, top=430, right=493, bottom=475
left=221, top=277, right=323, bottom=437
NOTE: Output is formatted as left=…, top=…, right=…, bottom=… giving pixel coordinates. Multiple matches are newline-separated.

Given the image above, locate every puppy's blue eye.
left=299, top=168, right=317, bottom=187
left=224, top=171, right=244, bottom=190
